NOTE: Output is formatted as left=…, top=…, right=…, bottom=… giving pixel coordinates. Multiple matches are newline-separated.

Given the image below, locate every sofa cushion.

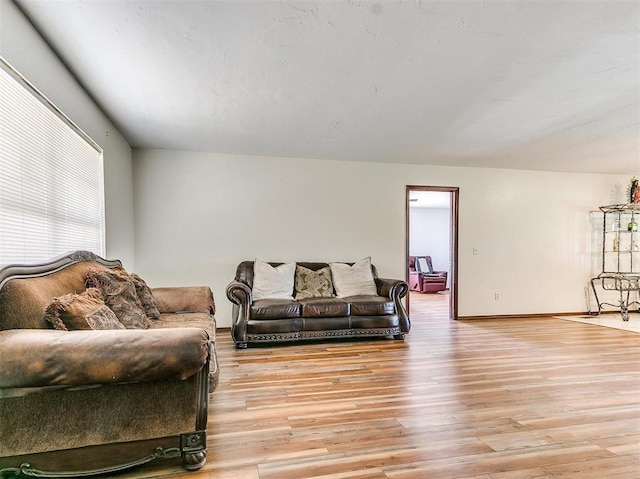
left=252, top=260, right=296, bottom=300
left=247, top=318, right=303, bottom=334
left=149, top=312, right=213, bottom=332
left=86, top=269, right=151, bottom=329
left=299, top=297, right=349, bottom=318
left=351, top=314, right=400, bottom=329
left=348, top=295, right=396, bottom=316
left=44, top=288, right=125, bottom=331
left=302, top=317, right=351, bottom=331
left=251, top=299, right=301, bottom=320
left=329, top=257, right=377, bottom=298
left=416, top=256, right=433, bottom=274
left=294, top=265, right=335, bottom=300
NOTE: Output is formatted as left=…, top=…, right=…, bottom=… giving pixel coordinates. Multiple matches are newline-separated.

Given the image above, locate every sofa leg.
left=180, top=431, right=206, bottom=470
left=235, top=342, right=248, bottom=349
left=393, top=334, right=405, bottom=340
left=182, top=450, right=206, bottom=470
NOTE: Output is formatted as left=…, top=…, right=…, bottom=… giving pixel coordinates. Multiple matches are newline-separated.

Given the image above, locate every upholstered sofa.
left=0, top=251, right=219, bottom=477
left=226, top=259, right=410, bottom=348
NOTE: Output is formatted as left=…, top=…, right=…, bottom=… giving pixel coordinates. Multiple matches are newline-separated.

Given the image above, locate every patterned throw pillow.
left=129, top=273, right=160, bottom=320
left=86, top=269, right=151, bottom=329
left=44, top=288, right=125, bottom=331
left=294, top=266, right=335, bottom=300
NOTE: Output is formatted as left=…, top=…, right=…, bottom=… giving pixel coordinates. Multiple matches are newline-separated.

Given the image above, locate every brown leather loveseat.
left=226, top=259, right=410, bottom=349
left=0, top=251, right=219, bottom=477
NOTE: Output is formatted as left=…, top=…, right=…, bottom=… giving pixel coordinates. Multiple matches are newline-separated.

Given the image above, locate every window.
left=0, top=56, right=105, bottom=265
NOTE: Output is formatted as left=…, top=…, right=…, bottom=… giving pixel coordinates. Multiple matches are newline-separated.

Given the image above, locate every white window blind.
left=0, top=57, right=105, bottom=265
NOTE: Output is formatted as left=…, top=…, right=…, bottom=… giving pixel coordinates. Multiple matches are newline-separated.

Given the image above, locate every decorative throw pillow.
left=294, top=266, right=335, bottom=300
left=252, top=260, right=296, bottom=301
left=86, top=269, right=151, bottom=329
left=129, top=273, right=160, bottom=320
left=417, top=257, right=432, bottom=274
left=44, top=288, right=125, bottom=331
left=329, top=257, right=378, bottom=298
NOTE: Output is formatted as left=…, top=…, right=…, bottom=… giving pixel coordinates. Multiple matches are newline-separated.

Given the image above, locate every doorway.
left=406, top=185, right=459, bottom=320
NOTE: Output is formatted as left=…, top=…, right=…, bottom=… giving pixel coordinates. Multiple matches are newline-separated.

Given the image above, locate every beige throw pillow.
left=294, top=266, right=335, bottom=300
left=329, top=257, right=377, bottom=298
left=252, top=260, right=296, bottom=301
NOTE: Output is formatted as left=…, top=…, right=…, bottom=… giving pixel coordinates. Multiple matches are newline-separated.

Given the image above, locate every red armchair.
left=409, top=256, right=448, bottom=293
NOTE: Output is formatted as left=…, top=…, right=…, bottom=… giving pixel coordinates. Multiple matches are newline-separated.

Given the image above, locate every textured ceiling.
left=15, top=0, right=640, bottom=174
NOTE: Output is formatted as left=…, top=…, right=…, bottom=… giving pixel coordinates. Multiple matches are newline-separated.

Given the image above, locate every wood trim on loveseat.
left=0, top=250, right=121, bottom=289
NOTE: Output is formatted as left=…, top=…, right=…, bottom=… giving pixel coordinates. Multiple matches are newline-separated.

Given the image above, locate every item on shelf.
left=630, top=177, right=640, bottom=204
left=627, top=216, right=638, bottom=232
left=612, top=218, right=621, bottom=231
left=613, top=235, right=620, bottom=252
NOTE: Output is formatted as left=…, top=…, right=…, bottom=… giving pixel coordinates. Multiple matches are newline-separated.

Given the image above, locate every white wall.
left=133, top=148, right=628, bottom=327
left=0, top=0, right=136, bottom=268
left=409, top=207, right=451, bottom=286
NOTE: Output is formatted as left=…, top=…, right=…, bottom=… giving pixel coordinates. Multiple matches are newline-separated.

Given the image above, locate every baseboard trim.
left=457, top=312, right=588, bottom=320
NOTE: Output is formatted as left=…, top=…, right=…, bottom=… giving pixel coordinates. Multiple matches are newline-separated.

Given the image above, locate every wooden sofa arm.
left=152, top=286, right=215, bottom=314
left=0, top=328, right=210, bottom=389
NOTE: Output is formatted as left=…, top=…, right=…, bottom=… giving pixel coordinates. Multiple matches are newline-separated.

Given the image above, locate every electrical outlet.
left=494, top=292, right=501, bottom=300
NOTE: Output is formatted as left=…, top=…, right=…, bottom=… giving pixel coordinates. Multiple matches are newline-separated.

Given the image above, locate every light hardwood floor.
left=109, top=292, right=640, bottom=479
